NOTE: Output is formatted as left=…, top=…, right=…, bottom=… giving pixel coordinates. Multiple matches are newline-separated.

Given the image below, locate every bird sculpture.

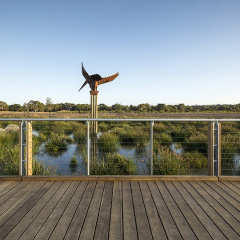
left=79, top=63, right=119, bottom=92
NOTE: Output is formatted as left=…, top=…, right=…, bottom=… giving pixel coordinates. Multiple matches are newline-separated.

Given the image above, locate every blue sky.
left=0, top=0, right=240, bottom=106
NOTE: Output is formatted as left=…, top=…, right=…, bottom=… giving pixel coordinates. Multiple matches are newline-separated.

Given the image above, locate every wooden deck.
left=0, top=180, right=239, bottom=239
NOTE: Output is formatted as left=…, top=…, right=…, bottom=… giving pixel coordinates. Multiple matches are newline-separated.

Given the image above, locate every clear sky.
left=1, top=0, right=240, bottom=106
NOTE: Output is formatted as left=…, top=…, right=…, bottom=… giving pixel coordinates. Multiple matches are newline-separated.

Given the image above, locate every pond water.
left=35, top=143, right=150, bottom=175
left=33, top=132, right=239, bottom=176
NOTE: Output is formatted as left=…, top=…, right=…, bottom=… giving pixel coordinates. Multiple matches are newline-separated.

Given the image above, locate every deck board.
left=0, top=180, right=239, bottom=240
left=156, top=181, right=197, bottom=239
left=139, top=181, right=167, bottom=239
left=131, top=181, right=152, bottom=240
left=148, top=181, right=181, bottom=239
left=109, top=181, right=122, bottom=240
left=164, top=181, right=212, bottom=239
left=122, top=181, right=138, bottom=240
left=183, top=181, right=239, bottom=239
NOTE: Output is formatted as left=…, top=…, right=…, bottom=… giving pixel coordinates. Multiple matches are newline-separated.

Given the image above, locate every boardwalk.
left=0, top=180, right=239, bottom=239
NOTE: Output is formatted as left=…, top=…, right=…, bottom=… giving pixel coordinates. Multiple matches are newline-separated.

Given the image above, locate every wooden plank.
left=64, top=181, right=96, bottom=239
left=219, top=176, right=240, bottom=181
left=4, top=181, right=63, bottom=240
left=0, top=181, right=37, bottom=217
left=109, top=181, right=122, bottom=240
left=215, top=181, right=240, bottom=203
left=0, top=181, right=23, bottom=201
left=164, top=181, right=212, bottom=239
left=198, top=181, right=240, bottom=221
left=21, top=175, right=218, bottom=181
left=34, top=181, right=79, bottom=239
left=156, top=181, right=197, bottom=240
left=79, top=181, right=105, bottom=240
left=0, top=182, right=14, bottom=192
left=94, top=181, right=114, bottom=240
left=173, top=181, right=226, bottom=239
left=122, top=181, right=138, bottom=240
left=190, top=181, right=240, bottom=236
left=230, top=181, right=240, bottom=188
left=26, top=121, right=32, bottom=176
left=49, top=181, right=88, bottom=239
left=0, top=181, right=52, bottom=240
left=206, top=181, right=240, bottom=211
left=0, top=176, right=21, bottom=181
left=139, top=181, right=167, bottom=240
left=18, top=181, right=71, bottom=240
left=147, top=181, right=181, bottom=239
left=131, top=181, right=153, bottom=240
left=221, top=181, right=240, bottom=196
left=182, top=181, right=239, bottom=239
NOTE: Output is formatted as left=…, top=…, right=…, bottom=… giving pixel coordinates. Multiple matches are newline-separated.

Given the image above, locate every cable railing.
left=0, top=118, right=240, bottom=176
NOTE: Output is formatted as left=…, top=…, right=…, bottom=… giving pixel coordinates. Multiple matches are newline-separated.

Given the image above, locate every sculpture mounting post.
left=79, top=63, right=119, bottom=135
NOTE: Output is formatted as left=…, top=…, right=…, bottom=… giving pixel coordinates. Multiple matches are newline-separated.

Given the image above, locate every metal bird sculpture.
left=79, top=63, right=119, bottom=92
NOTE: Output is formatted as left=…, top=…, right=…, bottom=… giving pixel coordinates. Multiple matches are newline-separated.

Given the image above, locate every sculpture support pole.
left=90, top=91, right=98, bottom=171
left=90, top=91, right=98, bottom=136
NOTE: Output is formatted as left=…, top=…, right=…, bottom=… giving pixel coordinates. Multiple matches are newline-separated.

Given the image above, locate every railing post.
left=214, top=122, right=221, bottom=176
left=208, top=122, right=214, bottom=176
left=150, top=121, right=154, bottom=175
left=87, top=121, right=90, bottom=175
left=19, top=121, right=26, bottom=176
left=26, top=121, right=32, bottom=176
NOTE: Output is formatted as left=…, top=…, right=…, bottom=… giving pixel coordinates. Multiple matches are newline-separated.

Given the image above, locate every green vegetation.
left=98, top=132, right=119, bottom=153
left=111, top=124, right=149, bottom=146
left=1, top=120, right=239, bottom=176
left=2, top=99, right=240, bottom=113
left=91, top=153, right=136, bottom=175
left=0, top=130, right=56, bottom=175
left=152, top=146, right=208, bottom=175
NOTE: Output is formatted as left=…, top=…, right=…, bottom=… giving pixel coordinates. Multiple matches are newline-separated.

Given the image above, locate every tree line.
left=1, top=98, right=240, bottom=113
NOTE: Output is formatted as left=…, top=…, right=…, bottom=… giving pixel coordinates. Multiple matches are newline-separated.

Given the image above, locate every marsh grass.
left=0, top=130, right=56, bottom=175
left=111, top=125, right=149, bottom=146
left=98, top=132, right=119, bottom=153
left=91, top=153, right=136, bottom=175
left=44, top=133, right=69, bottom=152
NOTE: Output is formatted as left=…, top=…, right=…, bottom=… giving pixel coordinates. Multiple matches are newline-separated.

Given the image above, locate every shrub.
left=184, top=132, right=208, bottom=154
left=152, top=146, right=191, bottom=175
left=98, top=132, right=119, bottom=153
left=45, top=133, right=68, bottom=152
left=91, top=153, right=136, bottom=175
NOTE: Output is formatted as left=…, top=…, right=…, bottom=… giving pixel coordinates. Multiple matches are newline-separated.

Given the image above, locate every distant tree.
left=27, top=100, right=45, bottom=112
left=130, top=105, right=137, bottom=111
left=155, top=104, right=170, bottom=112
left=22, top=102, right=29, bottom=113
left=0, top=101, right=8, bottom=111
left=46, top=97, right=53, bottom=112
left=112, top=103, right=124, bottom=114
left=137, top=103, right=151, bottom=112
left=9, top=104, right=22, bottom=112
left=177, top=103, right=185, bottom=112
left=99, top=104, right=110, bottom=111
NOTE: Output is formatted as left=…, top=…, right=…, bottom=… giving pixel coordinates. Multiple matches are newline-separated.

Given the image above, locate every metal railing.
left=0, top=118, right=240, bottom=176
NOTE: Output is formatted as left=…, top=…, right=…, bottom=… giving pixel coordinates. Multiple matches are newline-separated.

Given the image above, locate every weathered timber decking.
left=0, top=180, right=239, bottom=239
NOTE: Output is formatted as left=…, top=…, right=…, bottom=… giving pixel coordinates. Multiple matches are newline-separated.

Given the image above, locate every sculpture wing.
left=79, top=63, right=92, bottom=91
left=98, top=72, right=119, bottom=86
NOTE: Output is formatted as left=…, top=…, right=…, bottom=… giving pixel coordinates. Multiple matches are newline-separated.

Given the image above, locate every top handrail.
left=1, top=118, right=240, bottom=122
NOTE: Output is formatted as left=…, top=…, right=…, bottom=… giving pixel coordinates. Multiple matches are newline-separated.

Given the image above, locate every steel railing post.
left=19, top=121, right=26, bottom=176
left=87, top=121, right=90, bottom=175
left=208, top=121, right=214, bottom=176
left=150, top=121, right=154, bottom=175
left=214, top=121, right=221, bottom=176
